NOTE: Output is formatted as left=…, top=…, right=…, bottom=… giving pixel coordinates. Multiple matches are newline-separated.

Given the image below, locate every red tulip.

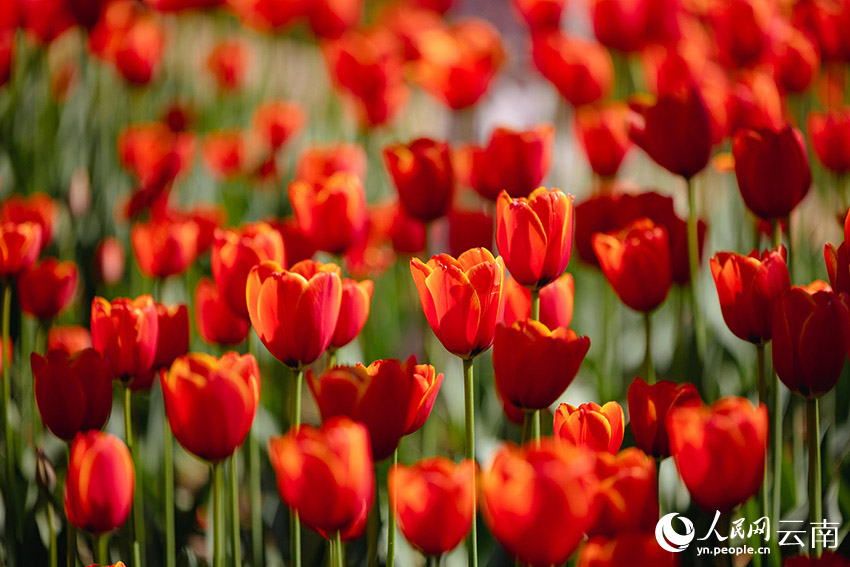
left=0, top=30, right=12, bottom=88
left=554, top=401, right=625, bottom=454
left=308, top=357, right=443, bottom=460
left=511, top=0, right=565, bottom=32
left=331, top=278, right=373, bottom=350
left=211, top=222, right=286, bottom=316
left=771, top=22, right=820, bottom=94
left=296, top=142, right=367, bottom=187
left=268, top=417, right=374, bottom=539
left=90, top=295, right=159, bottom=381
left=93, top=236, right=125, bottom=287
left=808, top=108, right=850, bottom=174
left=733, top=124, right=811, bottom=221
left=590, top=0, right=650, bottom=53
left=784, top=552, right=850, bottom=567
left=593, top=219, right=672, bottom=313
left=710, top=247, right=790, bottom=344
left=411, top=248, right=506, bottom=359
left=163, top=352, right=260, bottom=462
left=246, top=259, right=342, bottom=368
left=251, top=100, right=305, bottom=152
left=574, top=103, right=632, bottom=178
left=307, top=0, right=362, bottom=40
left=710, top=0, right=774, bottom=70
left=194, top=277, right=250, bottom=347
left=388, top=458, right=476, bottom=557
left=448, top=209, right=494, bottom=258
left=1, top=192, right=56, bottom=248
left=503, top=273, right=574, bottom=329
left=493, top=320, right=589, bottom=411
left=627, top=378, right=701, bottom=459
left=481, top=440, right=597, bottom=567
left=17, top=258, right=78, bottom=320
left=117, top=122, right=195, bottom=192
left=496, top=187, right=573, bottom=289
left=48, top=325, right=91, bottom=354
left=157, top=202, right=226, bottom=254
left=668, top=397, right=767, bottom=512
left=577, top=534, right=679, bottom=567
left=226, top=0, right=306, bottom=31
left=150, top=303, right=189, bottom=370
left=32, top=349, right=112, bottom=442
left=207, top=38, right=251, bottom=92
left=64, top=431, right=135, bottom=533
left=0, top=222, right=43, bottom=277
left=469, top=125, right=554, bottom=201
left=113, top=11, right=165, bottom=85
left=383, top=138, right=454, bottom=222
left=728, top=70, right=784, bottom=134
left=532, top=31, right=614, bottom=107
left=629, top=86, right=713, bottom=179
left=772, top=286, right=850, bottom=398
left=389, top=205, right=428, bottom=256
left=144, top=0, right=222, bottom=11
left=203, top=130, right=246, bottom=180
left=588, top=448, right=658, bottom=537
left=289, top=172, right=368, bottom=255
left=131, top=217, right=199, bottom=280
left=274, top=216, right=316, bottom=266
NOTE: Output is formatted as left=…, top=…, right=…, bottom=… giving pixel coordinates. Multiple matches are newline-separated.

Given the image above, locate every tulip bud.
left=251, top=100, right=305, bottom=152
left=448, top=209, right=494, bottom=258
left=808, top=108, right=850, bottom=174
left=331, top=278, right=374, bottom=350
left=194, top=278, right=250, bottom=347
left=627, top=377, right=701, bottom=459
left=574, top=103, right=632, bottom=178
left=383, top=138, right=454, bottom=222
left=207, top=38, right=251, bottom=92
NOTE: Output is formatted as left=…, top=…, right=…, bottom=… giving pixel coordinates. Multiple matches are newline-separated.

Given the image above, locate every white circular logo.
left=655, top=512, right=696, bottom=553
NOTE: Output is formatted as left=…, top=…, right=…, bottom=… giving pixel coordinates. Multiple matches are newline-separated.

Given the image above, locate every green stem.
left=686, top=176, right=706, bottom=367
left=327, top=349, right=337, bottom=370
left=807, top=398, right=822, bottom=557
left=290, top=367, right=304, bottom=567
left=230, top=453, right=241, bottom=567
left=530, top=289, right=540, bottom=322
left=2, top=282, right=15, bottom=561
left=714, top=513, right=732, bottom=567
left=32, top=319, right=47, bottom=441
left=213, top=462, right=224, bottom=567
left=47, top=502, right=56, bottom=567
left=771, top=220, right=784, bottom=550
left=66, top=444, right=77, bottom=567
left=123, top=385, right=142, bottom=567
left=644, top=312, right=654, bottom=384
left=427, top=556, right=438, bottom=567
left=462, top=357, right=478, bottom=567
left=246, top=336, right=263, bottom=567
left=387, top=448, right=397, bottom=567
left=164, top=406, right=175, bottom=567
left=334, top=531, right=344, bottom=567
left=756, top=344, right=769, bottom=539
left=96, top=532, right=108, bottom=566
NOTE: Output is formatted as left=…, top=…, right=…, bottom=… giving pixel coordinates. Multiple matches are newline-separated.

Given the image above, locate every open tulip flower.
left=627, top=378, right=701, bottom=459
left=17, top=257, right=79, bottom=321
left=554, top=401, right=625, bottom=454
left=503, top=273, right=574, bottom=329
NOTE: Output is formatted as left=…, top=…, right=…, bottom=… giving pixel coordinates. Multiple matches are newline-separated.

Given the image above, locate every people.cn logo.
left=655, top=512, right=696, bottom=552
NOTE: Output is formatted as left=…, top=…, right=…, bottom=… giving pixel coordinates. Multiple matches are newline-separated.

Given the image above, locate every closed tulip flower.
left=383, top=138, right=454, bottom=222
left=593, top=219, right=672, bottom=313
left=206, top=38, right=250, bottom=92
left=32, top=349, right=112, bottom=442
left=411, top=248, right=506, bottom=359
left=627, top=378, right=701, bottom=458
left=668, top=397, right=767, bottom=512
left=532, top=31, right=614, bottom=107
left=577, top=534, right=679, bottom=567
left=590, top=0, right=650, bottom=53
left=733, top=124, right=811, bottom=221
left=48, top=325, right=91, bottom=354
left=496, top=187, right=573, bottom=289
left=64, top=431, right=135, bottom=534
left=1, top=192, right=56, bottom=248
left=772, top=23, right=819, bottom=94
left=629, top=86, right=713, bottom=180
left=17, top=258, right=79, bottom=320
left=289, top=172, right=368, bottom=255
left=481, top=440, right=597, bottom=567
left=308, top=0, right=362, bottom=40
left=130, top=217, right=199, bottom=280
left=493, top=320, right=590, bottom=411
left=0, top=221, right=42, bottom=277
left=131, top=302, right=190, bottom=391
left=511, top=0, right=565, bottom=31
left=268, top=417, right=375, bottom=538
left=710, top=247, right=790, bottom=344
left=194, top=277, right=250, bottom=346
left=331, top=278, right=374, bottom=350
left=202, top=130, right=246, bottom=180
left=710, top=0, right=773, bottom=69
left=448, top=209, right=494, bottom=258
left=296, top=143, right=367, bottom=187
left=772, top=286, right=850, bottom=398
left=91, top=295, right=159, bottom=381
left=211, top=222, right=286, bottom=316
left=808, top=108, right=850, bottom=174
left=163, top=352, right=260, bottom=462
left=588, top=448, right=658, bottom=537
left=469, top=125, right=554, bottom=201
left=246, top=259, right=342, bottom=368
left=574, top=103, right=632, bottom=178
left=389, top=458, right=476, bottom=558
left=503, top=273, right=574, bottom=329
left=554, top=401, right=624, bottom=454
left=251, top=100, right=305, bottom=152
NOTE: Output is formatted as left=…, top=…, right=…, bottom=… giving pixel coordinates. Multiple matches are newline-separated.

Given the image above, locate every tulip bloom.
left=128, top=303, right=191, bottom=392
left=469, top=125, right=554, bottom=201
left=481, top=440, right=597, bottom=567
left=629, top=86, right=713, bottom=180
left=710, top=247, right=790, bottom=344
left=593, top=219, right=672, bottom=313
left=308, top=357, right=443, bottom=460
left=588, top=448, right=658, bottom=537
left=808, top=108, right=850, bottom=174
left=496, top=187, right=573, bottom=289
left=48, top=325, right=91, bottom=354
left=0, top=221, right=42, bottom=277
left=64, top=431, right=135, bottom=534
left=772, top=286, right=850, bottom=398
left=90, top=295, right=159, bottom=381
left=710, top=0, right=773, bottom=69
left=532, top=31, right=614, bottom=108
left=826, top=240, right=850, bottom=297
left=1, top=192, right=56, bottom=247
left=93, top=236, right=125, bottom=287
left=211, top=222, right=286, bottom=316
left=772, top=23, right=819, bottom=94
left=554, top=401, right=624, bottom=454
left=252, top=100, right=305, bottom=152
left=246, top=259, right=342, bottom=369
left=511, top=0, right=565, bottom=31
left=308, top=0, right=362, bottom=40
left=331, top=278, right=374, bottom=350
left=163, top=353, right=260, bottom=462
left=388, top=458, right=476, bottom=557
left=207, top=38, right=250, bottom=92
left=493, top=320, right=590, bottom=411
left=32, top=349, right=112, bottom=442
left=668, top=397, right=768, bottom=512
left=410, top=248, right=506, bottom=359
left=268, top=417, right=375, bottom=538
left=383, top=138, right=454, bottom=222
left=289, top=172, right=368, bottom=255
left=503, top=273, right=574, bottom=329
left=296, top=143, right=367, bottom=187
left=130, top=217, right=199, bottom=280
left=194, top=277, right=250, bottom=347
left=116, top=122, right=195, bottom=192
left=448, top=209, right=494, bottom=258
left=627, top=378, right=701, bottom=459
left=17, top=258, right=79, bottom=320
left=577, top=534, right=679, bottom=567
left=733, top=125, right=811, bottom=221
left=574, top=103, right=632, bottom=178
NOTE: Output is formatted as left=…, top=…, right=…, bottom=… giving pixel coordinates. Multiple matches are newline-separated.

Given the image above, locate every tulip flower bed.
left=2, top=0, right=850, bottom=567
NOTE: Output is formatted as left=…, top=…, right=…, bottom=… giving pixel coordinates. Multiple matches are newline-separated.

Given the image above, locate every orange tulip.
left=32, top=349, right=112, bottom=442
left=194, top=277, right=250, bottom=347
left=503, top=273, right=574, bottom=329
left=574, top=103, right=632, bottom=178
left=90, top=295, right=159, bottom=382
left=383, top=138, right=454, bottom=222
left=469, top=125, right=554, bottom=201
left=295, top=142, right=366, bottom=187
left=410, top=248, right=506, bottom=359
left=0, top=221, right=42, bottom=277
left=588, top=448, right=658, bottom=537
left=211, top=222, right=286, bottom=316
left=577, top=534, right=679, bottom=567
left=668, top=397, right=767, bottom=512
left=202, top=130, right=246, bottom=180
left=331, top=277, right=374, bottom=350
left=554, top=401, right=624, bottom=454
left=627, top=377, right=701, bottom=459
left=1, top=192, right=56, bottom=248
left=131, top=217, right=199, bottom=280
left=532, top=31, right=614, bottom=107
left=47, top=325, right=91, bottom=354
left=388, top=458, right=476, bottom=557
left=117, top=122, right=194, bottom=192
left=289, top=172, right=368, bottom=255
left=511, top=0, right=565, bottom=32
left=481, top=440, right=597, bottom=567
left=493, top=320, right=589, bottom=411
left=268, top=417, right=374, bottom=539
left=246, top=259, right=342, bottom=368
left=17, top=257, right=78, bottom=320
left=206, top=38, right=251, bottom=92
left=64, top=431, right=135, bottom=533
left=496, top=187, right=573, bottom=289
left=308, top=0, right=362, bottom=40
left=251, top=100, right=305, bottom=152
left=163, top=352, right=260, bottom=462
left=131, top=302, right=190, bottom=388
